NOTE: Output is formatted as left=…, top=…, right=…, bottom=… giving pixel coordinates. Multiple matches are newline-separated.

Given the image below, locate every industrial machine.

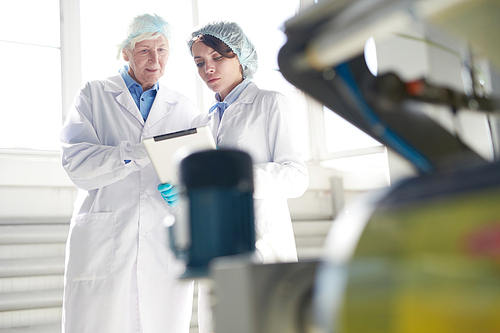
left=278, top=0, right=500, bottom=332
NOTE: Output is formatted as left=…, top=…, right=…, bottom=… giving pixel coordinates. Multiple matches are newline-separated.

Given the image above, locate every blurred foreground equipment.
left=314, top=160, right=500, bottom=333
left=279, top=0, right=500, bottom=174
left=276, top=0, right=500, bottom=332
left=170, top=150, right=256, bottom=278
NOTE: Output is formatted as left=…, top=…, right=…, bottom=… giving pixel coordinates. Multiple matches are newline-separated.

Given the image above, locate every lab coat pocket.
left=66, top=212, right=116, bottom=282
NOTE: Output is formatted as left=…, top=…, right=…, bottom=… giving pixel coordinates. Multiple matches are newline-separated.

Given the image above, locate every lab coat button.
left=143, top=191, right=149, bottom=199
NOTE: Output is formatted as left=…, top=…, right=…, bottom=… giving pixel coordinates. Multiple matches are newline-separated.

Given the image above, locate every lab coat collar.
left=104, top=74, right=180, bottom=129
left=210, top=81, right=261, bottom=138
left=144, top=86, right=180, bottom=129
left=233, top=81, right=259, bottom=105
left=105, top=74, right=144, bottom=124
left=207, top=81, right=259, bottom=123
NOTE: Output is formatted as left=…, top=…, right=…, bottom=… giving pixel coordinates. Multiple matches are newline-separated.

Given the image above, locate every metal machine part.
left=170, top=149, right=256, bottom=278
left=276, top=1, right=500, bottom=332
left=210, top=257, right=320, bottom=333
left=279, top=0, right=500, bottom=174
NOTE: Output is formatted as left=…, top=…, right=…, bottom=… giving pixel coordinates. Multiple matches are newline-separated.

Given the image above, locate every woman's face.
left=122, top=34, right=169, bottom=91
left=191, top=41, right=243, bottom=100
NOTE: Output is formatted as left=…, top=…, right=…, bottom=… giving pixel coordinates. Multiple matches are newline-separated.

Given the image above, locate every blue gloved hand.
left=157, top=183, right=179, bottom=207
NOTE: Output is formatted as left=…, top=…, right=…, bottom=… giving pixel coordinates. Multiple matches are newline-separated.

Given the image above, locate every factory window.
left=0, top=0, right=62, bottom=150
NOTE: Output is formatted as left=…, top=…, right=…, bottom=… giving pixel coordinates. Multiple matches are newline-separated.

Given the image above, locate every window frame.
left=60, top=0, right=82, bottom=120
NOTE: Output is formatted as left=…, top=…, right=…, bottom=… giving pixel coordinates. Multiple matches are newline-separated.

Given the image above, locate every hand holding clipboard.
left=142, top=126, right=216, bottom=184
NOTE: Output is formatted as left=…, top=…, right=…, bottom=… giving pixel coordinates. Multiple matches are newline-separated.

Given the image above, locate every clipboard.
left=142, top=126, right=216, bottom=184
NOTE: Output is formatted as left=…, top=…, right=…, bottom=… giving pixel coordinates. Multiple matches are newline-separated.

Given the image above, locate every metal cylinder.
left=171, top=149, right=256, bottom=278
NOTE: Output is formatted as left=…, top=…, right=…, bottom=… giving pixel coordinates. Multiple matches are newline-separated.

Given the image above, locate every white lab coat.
left=60, top=73, right=199, bottom=333
left=192, top=82, right=309, bottom=263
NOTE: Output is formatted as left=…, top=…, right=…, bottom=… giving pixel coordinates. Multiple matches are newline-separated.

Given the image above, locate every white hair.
left=117, top=31, right=168, bottom=60
left=116, top=13, right=173, bottom=60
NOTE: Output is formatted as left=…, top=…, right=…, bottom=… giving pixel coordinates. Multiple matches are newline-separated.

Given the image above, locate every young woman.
left=188, top=21, right=309, bottom=264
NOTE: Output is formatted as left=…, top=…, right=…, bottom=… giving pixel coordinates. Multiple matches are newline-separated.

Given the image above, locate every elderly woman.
left=60, top=14, right=199, bottom=333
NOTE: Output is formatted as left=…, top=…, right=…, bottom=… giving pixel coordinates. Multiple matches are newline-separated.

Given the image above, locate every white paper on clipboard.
left=142, top=126, right=216, bottom=184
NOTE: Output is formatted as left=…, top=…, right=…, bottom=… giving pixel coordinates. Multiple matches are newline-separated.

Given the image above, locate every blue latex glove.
left=158, top=183, right=179, bottom=207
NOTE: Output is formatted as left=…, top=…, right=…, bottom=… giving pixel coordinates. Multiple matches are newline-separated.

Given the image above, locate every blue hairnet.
left=118, top=14, right=173, bottom=57
left=188, top=21, right=258, bottom=78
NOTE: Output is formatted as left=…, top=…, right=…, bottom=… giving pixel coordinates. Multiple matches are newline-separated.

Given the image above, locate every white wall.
left=0, top=150, right=76, bottom=220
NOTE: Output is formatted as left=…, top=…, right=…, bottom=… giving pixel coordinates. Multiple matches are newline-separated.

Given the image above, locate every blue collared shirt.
left=209, top=78, right=252, bottom=120
left=119, top=65, right=159, bottom=121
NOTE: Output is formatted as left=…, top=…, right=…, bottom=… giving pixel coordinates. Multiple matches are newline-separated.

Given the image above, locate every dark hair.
left=192, top=34, right=237, bottom=59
